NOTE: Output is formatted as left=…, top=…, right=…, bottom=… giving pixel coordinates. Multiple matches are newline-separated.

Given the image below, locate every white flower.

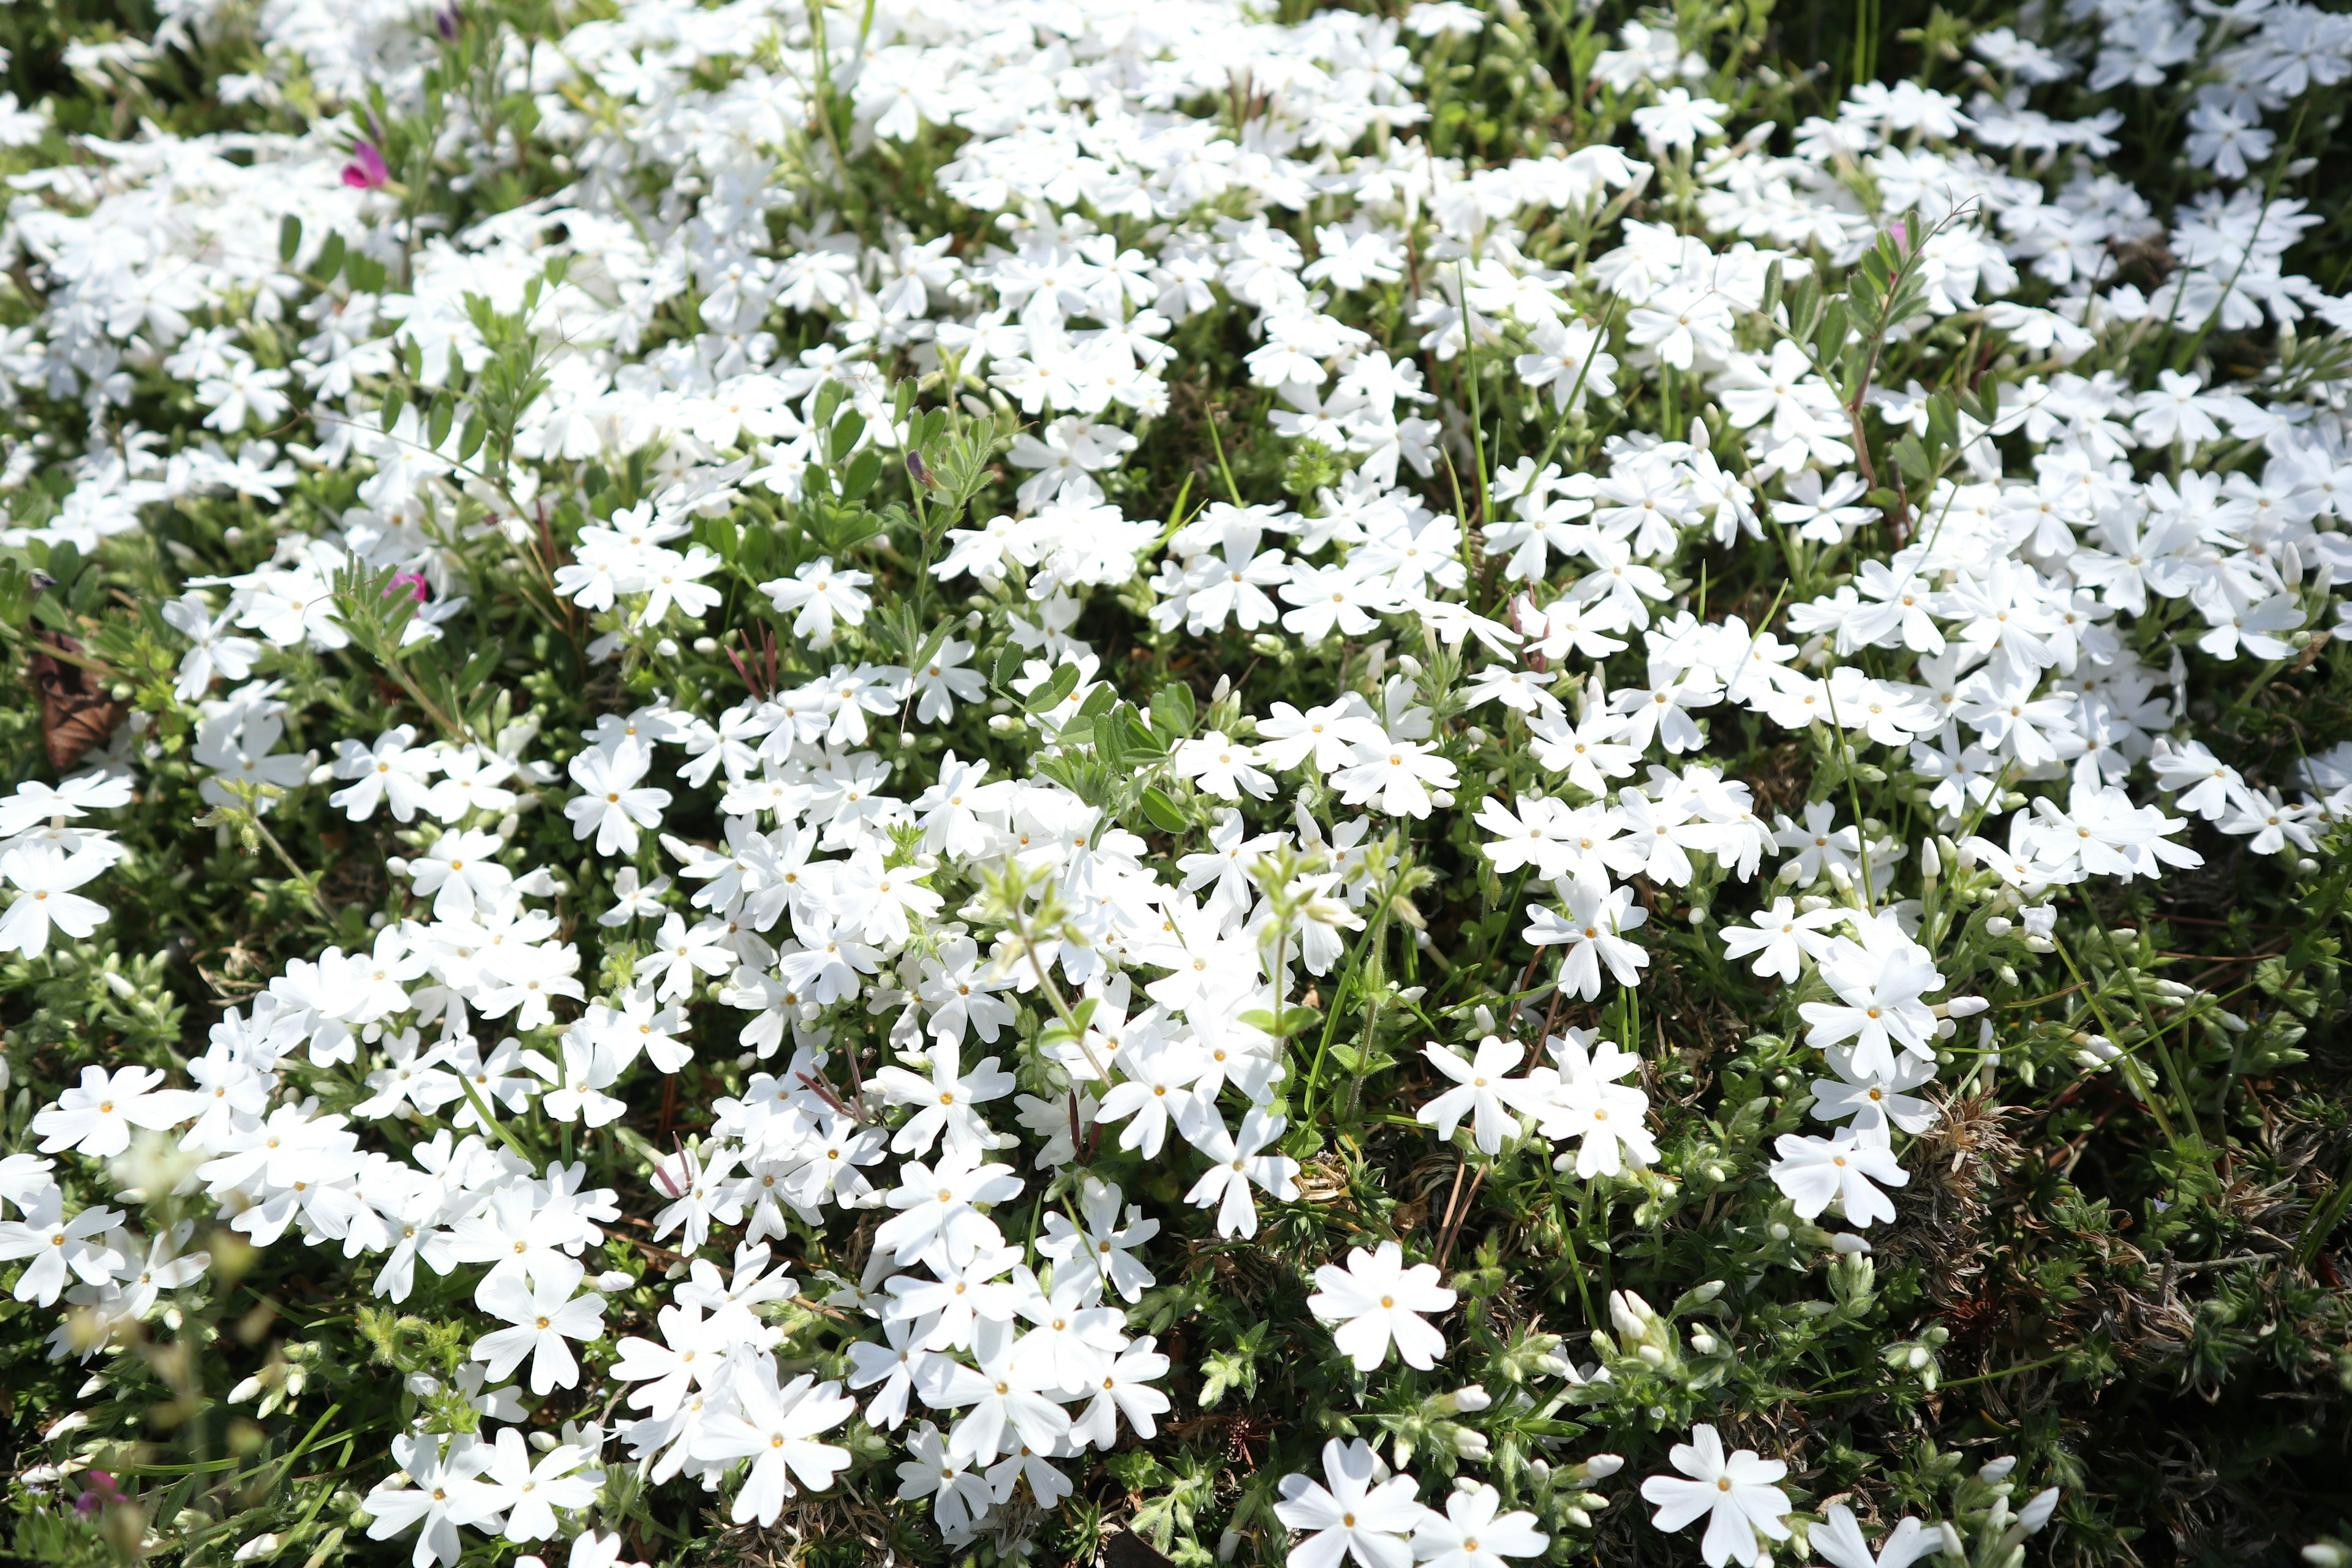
left=1275, top=1437, right=1430, bottom=1568
left=1524, top=875, right=1651, bottom=1000
left=1526, top=1029, right=1657, bottom=1178
left=0, top=845, right=113, bottom=959
left=1812, top=1502, right=1939, bottom=1568
left=31, top=1065, right=190, bottom=1158
left=1308, top=1240, right=1458, bottom=1372
left=1331, top=736, right=1459, bottom=818
left=564, top=739, right=673, bottom=855
left=761, top=556, right=873, bottom=648
left=1719, top=897, right=1844, bottom=982
left=328, top=726, right=439, bottom=823
left=1639, top=1423, right=1794, bottom=1568
left=472, top=1265, right=607, bottom=1395
left=1769, top=1129, right=1910, bottom=1227
left=361, top=1433, right=498, bottom=1568
left=473, top=1428, right=601, bottom=1543
left=1415, top=1036, right=1538, bottom=1155
left=1182, top=1107, right=1300, bottom=1238
left=687, top=1368, right=855, bottom=1525
left=1797, top=939, right=1943, bottom=1080
left=1409, top=1483, right=1548, bottom=1567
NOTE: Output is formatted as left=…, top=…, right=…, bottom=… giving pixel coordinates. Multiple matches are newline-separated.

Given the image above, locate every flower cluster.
left=5, top=0, right=2352, bottom=1561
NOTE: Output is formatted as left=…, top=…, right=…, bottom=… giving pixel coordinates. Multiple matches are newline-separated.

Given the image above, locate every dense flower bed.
left=2, top=0, right=2351, bottom=1564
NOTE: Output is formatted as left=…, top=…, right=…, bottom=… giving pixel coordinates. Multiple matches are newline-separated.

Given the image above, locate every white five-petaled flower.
left=1308, top=1240, right=1458, bottom=1372
left=1274, top=1437, right=1430, bottom=1568
left=687, top=1368, right=856, bottom=1525
left=472, top=1264, right=607, bottom=1395
left=1525, top=874, right=1651, bottom=1000
left=1768, top=1129, right=1910, bottom=1227
left=31, top=1065, right=192, bottom=1158
left=564, top=738, right=673, bottom=856
left=1415, top=1035, right=1538, bottom=1155
left=0, top=844, right=113, bottom=959
left=1638, top=1423, right=1794, bottom=1568
left=1409, top=1482, right=1548, bottom=1568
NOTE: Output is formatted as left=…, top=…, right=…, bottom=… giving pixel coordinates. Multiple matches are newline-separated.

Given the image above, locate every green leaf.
left=279, top=214, right=303, bottom=264
left=1150, top=679, right=1196, bottom=740
left=829, top=409, right=867, bottom=466
left=459, top=644, right=501, bottom=688
left=1891, top=432, right=1932, bottom=482
left=311, top=230, right=346, bottom=285
left=1025, top=662, right=1081, bottom=712
left=1140, top=785, right=1187, bottom=833
left=380, top=383, right=407, bottom=434
left=991, top=638, right=1027, bottom=690
left=840, top=447, right=882, bottom=502
left=1196, top=1322, right=1271, bottom=1409
left=427, top=394, right=454, bottom=451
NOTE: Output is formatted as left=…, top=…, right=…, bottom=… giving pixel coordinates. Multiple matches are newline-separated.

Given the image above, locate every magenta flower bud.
left=341, top=141, right=390, bottom=190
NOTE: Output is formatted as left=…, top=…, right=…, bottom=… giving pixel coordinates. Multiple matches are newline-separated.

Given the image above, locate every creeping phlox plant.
left=3, top=0, right=2352, bottom=1562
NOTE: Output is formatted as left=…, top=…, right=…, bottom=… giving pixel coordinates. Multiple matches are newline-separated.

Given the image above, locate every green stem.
left=456, top=1071, right=539, bottom=1167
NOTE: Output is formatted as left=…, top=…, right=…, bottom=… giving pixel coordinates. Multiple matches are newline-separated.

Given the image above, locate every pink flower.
left=75, top=1472, right=127, bottom=1518
left=384, top=571, right=430, bottom=602
left=341, top=141, right=390, bottom=189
